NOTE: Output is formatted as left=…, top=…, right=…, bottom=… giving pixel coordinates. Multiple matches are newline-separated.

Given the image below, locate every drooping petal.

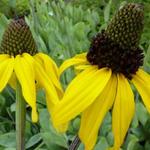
left=112, top=74, right=135, bottom=149
left=75, top=64, right=91, bottom=71
left=59, top=53, right=88, bottom=76
left=79, top=75, right=117, bottom=150
left=0, top=57, right=14, bottom=91
left=52, top=66, right=111, bottom=128
left=0, top=54, right=10, bottom=62
left=34, top=53, right=63, bottom=98
left=74, top=64, right=91, bottom=75
left=14, top=54, right=38, bottom=122
left=34, top=59, right=59, bottom=109
left=74, top=53, right=87, bottom=59
left=8, top=72, right=16, bottom=89
left=34, top=59, right=66, bottom=132
left=132, top=69, right=150, bottom=112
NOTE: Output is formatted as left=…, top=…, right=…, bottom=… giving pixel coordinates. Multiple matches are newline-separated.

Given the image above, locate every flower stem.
left=69, top=136, right=81, bottom=150
left=16, top=80, right=26, bottom=150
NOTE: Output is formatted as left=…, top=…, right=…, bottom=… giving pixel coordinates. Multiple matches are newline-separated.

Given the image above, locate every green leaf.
left=26, top=134, right=42, bottom=149
left=94, top=137, right=109, bottom=150
left=144, top=44, right=150, bottom=67
left=106, top=132, right=114, bottom=146
left=73, top=22, right=86, bottom=39
left=4, top=148, right=16, bottom=150
left=145, top=141, right=150, bottom=150
left=0, top=132, right=16, bottom=148
left=104, top=0, right=112, bottom=23
left=127, top=135, right=139, bottom=150
left=72, top=117, right=80, bottom=131
left=136, top=102, right=149, bottom=126
left=100, top=112, right=112, bottom=136
left=131, top=112, right=139, bottom=128
left=39, top=109, right=68, bottom=149
left=39, top=109, right=50, bottom=132
left=78, top=143, right=84, bottom=150
left=0, top=94, right=5, bottom=110
left=10, top=103, right=16, bottom=112
left=41, top=132, right=67, bottom=149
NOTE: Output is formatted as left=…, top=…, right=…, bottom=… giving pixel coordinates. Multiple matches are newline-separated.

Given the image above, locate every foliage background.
left=0, top=0, right=150, bottom=149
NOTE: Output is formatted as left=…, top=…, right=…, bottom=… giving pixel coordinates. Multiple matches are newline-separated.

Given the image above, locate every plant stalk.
left=16, top=80, right=26, bottom=150
left=69, top=136, right=81, bottom=150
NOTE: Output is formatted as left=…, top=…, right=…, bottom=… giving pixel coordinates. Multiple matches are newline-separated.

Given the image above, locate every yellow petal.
left=132, top=69, right=150, bottom=112
left=74, top=64, right=91, bottom=75
left=34, top=53, right=59, bottom=77
left=0, top=57, right=14, bottom=91
left=74, top=53, right=87, bottom=59
left=112, top=74, right=135, bottom=149
left=59, top=53, right=88, bottom=76
left=34, top=60, right=59, bottom=109
left=8, top=72, right=16, bottom=89
left=34, top=53, right=63, bottom=98
left=75, top=64, right=91, bottom=71
left=14, top=54, right=38, bottom=122
left=34, top=54, right=67, bottom=132
left=79, top=75, right=117, bottom=150
left=52, top=67, right=111, bottom=128
left=0, top=54, right=10, bottom=62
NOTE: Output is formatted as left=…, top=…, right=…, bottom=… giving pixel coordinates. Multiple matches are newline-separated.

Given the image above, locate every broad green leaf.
left=26, top=134, right=42, bottom=149
left=39, top=109, right=68, bottom=149
left=0, top=132, right=16, bottom=148
left=145, top=141, right=150, bottom=150
left=106, top=132, right=114, bottom=146
left=104, top=0, right=112, bottom=23
left=41, top=132, right=67, bottom=150
left=94, top=137, right=109, bottom=150
left=144, top=44, right=150, bottom=67
left=136, top=102, right=149, bottom=126
left=39, top=109, right=50, bottom=132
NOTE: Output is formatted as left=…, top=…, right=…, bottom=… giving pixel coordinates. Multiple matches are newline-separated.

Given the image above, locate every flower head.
left=0, top=17, right=63, bottom=123
left=52, top=3, right=150, bottom=150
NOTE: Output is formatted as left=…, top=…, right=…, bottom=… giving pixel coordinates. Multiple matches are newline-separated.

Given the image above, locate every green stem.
left=16, top=80, right=26, bottom=150
left=69, top=136, right=81, bottom=150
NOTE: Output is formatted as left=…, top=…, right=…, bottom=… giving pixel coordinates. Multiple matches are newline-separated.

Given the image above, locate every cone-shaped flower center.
left=0, top=17, right=37, bottom=56
left=87, top=3, right=144, bottom=79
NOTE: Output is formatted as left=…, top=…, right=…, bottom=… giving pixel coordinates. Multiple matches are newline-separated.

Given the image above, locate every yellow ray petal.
left=112, top=74, right=135, bottom=149
left=34, top=53, right=59, bottom=77
left=80, top=75, right=117, bottom=148
left=34, top=53, right=68, bottom=132
left=34, top=60, right=59, bottom=109
left=74, top=53, right=87, bottom=59
left=0, top=54, right=10, bottom=62
left=52, top=67, right=111, bottom=127
left=45, top=95, right=68, bottom=133
left=74, top=64, right=91, bottom=75
left=79, top=75, right=117, bottom=150
left=75, top=64, right=91, bottom=71
left=8, top=72, right=16, bottom=89
left=14, top=54, right=38, bottom=122
left=59, top=53, right=88, bottom=76
left=34, top=53, right=63, bottom=98
left=0, top=57, right=14, bottom=91
left=132, top=69, right=150, bottom=112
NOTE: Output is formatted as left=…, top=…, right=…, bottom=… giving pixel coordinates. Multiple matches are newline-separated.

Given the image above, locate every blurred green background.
left=0, top=0, right=150, bottom=150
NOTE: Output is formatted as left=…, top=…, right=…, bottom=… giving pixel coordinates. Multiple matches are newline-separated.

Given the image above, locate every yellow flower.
left=52, top=54, right=150, bottom=150
left=0, top=18, right=63, bottom=123
left=52, top=3, right=150, bottom=150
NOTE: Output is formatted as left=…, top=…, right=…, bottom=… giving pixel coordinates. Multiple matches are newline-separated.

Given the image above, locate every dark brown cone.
left=87, top=31, right=144, bottom=79
left=0, top=17, right=37, bottom=56
left=87, top=3, right=145, bottom=79
left=105, top=3, right=144, bottom=50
